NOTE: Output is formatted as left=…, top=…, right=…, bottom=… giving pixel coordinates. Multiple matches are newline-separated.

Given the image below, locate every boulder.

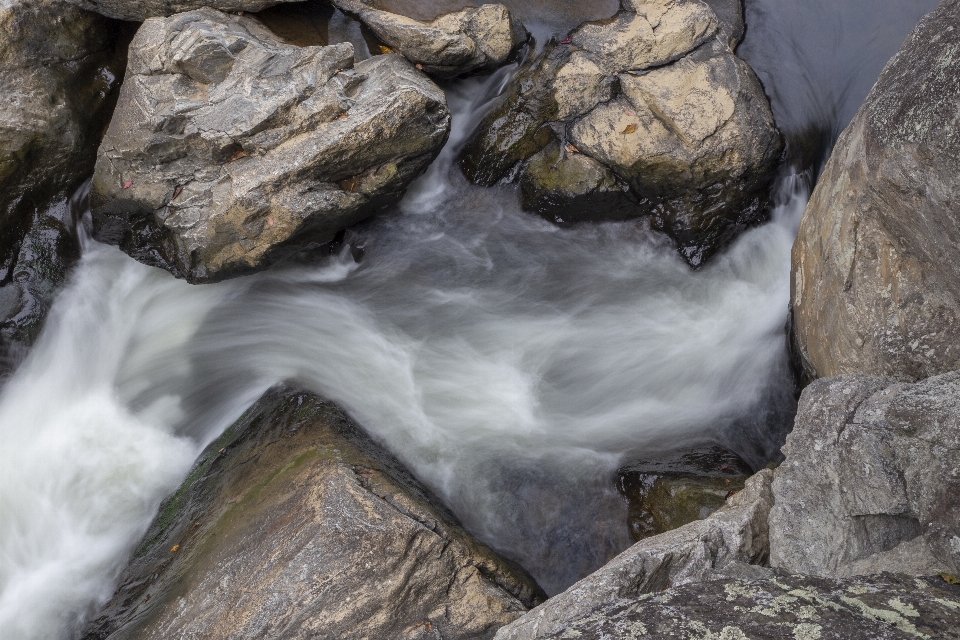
left=0, top=0, right=129, bottom=373
left=90, top=8, right=450, bottom=284
left=790, top=0, right=960, bottom=382
left=531, top=572, right=960, bottom=639
left=769, top=372, right=960, bottom=578
left=459, top=0, right=782, bottom=266
left=332, top=1, right=527, bottom=78
left=64, top=0, right=301, bottom=22
left=495, top=470, right=774, bottom=640
left=82, top=386, right=544, bottom=640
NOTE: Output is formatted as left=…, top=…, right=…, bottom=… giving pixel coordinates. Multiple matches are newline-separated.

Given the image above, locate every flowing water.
left=0, top=0, right=942, bottom=637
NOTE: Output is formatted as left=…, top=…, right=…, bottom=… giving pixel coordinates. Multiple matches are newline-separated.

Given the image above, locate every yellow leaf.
left=940, top=572, right=959, bottom=584
left=379, top=45, right=394, bottom=55
left=171, top=545, right=180, bottom=553
left=622, top=124, right=637, bottom=134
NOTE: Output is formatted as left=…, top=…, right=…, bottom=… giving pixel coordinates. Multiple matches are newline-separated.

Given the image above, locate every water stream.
left=0, top=0, right=941, bottom=637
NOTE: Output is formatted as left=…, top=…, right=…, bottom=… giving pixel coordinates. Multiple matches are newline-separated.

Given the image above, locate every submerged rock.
left=495, top=469, right=774, bottom=640
left=90, top=8, right=450, bottom=283
left=332, top=0, right=528, bottom=78
left=769, top=371, right=960, bottom=578
left=791, top=0, right=960, bottom=382
left=82, top=386, right=544, bottom=640
left=65, top=0, right=301, bottom=21
left=459, top=0, right=782, bottom=266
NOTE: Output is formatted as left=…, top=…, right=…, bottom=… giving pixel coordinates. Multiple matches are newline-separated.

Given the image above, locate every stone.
left=64, top=0, right=301, bottom=22
left=769, top=372, right=960, bottom=578
left=533, top=572, right=960, bottom=640
left=459, top=0, right=782, bottom=267
left=0, top=0, right=129, bottom=374
left=331, top=1, right=527, bottom=79
left=495, top=470, right=774, bottom=640
left=81, top=386, right=545, bottom=640
left=90, top=8, right=450, bottom=284
left=790, top=0, right=960, bottom=382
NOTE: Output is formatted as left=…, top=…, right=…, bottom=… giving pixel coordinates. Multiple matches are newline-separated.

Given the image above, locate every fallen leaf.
left=622, top=123, right=637, bottom=134
left=415, top=63, right=423, bottom=70
left=565, top=143, right=579, bottom=154
left=560, top=37, right=572, bottom=45
left=340, top=177, right=359, bottom=193
left=122, top=180, right=133, bottom=189
left=171, top=545, right=180, bottom=553
left=172, top=185, right=183, bottom=200
left=940, top=572, right=959, bottom=584
left=379, top=45, right=394, bottom=54
left=725, top=489, right=740, bottom=499
left=338, top=111, right=348, bottom=119
left=266, top=217, right=275, bottom=227
left=228, top=148, right=249, bottom=162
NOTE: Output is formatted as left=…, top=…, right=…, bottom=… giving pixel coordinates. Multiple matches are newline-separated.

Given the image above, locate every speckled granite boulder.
left=64, top=0, right=300, bottom=21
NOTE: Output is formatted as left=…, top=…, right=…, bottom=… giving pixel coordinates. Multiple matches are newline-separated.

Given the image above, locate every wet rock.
left=534, top=572, right=960, bottom=639
left=790, top=0, right=960, bottom=382
left=459, top=0, right=782, bottom=267
left=331, top=1, right=527, bottom=78
left=769, top=372, right=960, bottom=578
left=90, top=8, right=450, bottom=284
left=617, top=445, right=752, bottom=541
left=495, top=469, right=774, bottom=640
left=82, top=386, right=544, bottom=640
left=65, top=0, right=301, bottom=21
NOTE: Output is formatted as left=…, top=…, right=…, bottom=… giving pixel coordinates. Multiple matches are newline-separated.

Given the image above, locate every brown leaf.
left=565, top=143, right=579, bottom=154
left=340, top=177, right=359, bottom=193
left=170, top=545, right=180, bottom=553
left=379, top=45, right=394, bottom=55
left=725, top=489, right=740, bottom=500
left=172, top=185, right=183, bottom=200
left=940, top=572, right=959, bottom=584
left=622, top=123, right=637, bottom=134
left=228, top=149, right=249, bottom=162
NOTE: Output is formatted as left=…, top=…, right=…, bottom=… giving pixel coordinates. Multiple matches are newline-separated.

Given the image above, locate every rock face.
left=332, top=1, right=527, bottom=78
left=496, top=470, right=774, bottom=640
left=460, top=0, right=782, bottom=266
left=90, top=9, right=450, bottom=284
left=82, top=386, right=544, bottom=640
left=791, top=0, right=960, bottom=382
left=0, top=0, right=129, bottom=374
left=769, top=372, right=960, bottom=578
left=533, top=573, right=960, bottom=640
left=65, top=0, right=300, bottom=21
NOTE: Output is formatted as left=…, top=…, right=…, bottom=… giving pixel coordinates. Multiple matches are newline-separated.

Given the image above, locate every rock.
left=0, top=0, right=129, bottom=374
left=82, top=386, right=544, bottom=640
left=459, top=0, right=782, bottom=267
left=617, top=445, right=752, bottom=541
left=495, top=469, right=774, bottom=640
left=769, top=372, right=960, bottom=578
left=790, top=0, right=960, bottom=382
left=331, top=1, right=527, bottom=78
left=64, top=0, right=301, bottom=22
left=532, top=572, right=960, bottom=639
left=90, top=8, right=450, bottom=284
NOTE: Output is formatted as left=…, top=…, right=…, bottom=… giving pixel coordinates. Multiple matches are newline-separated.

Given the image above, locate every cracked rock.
left=64, top=0, right=302, bottom=21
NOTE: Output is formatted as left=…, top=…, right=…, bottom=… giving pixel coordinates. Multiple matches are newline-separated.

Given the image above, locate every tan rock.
left=64, top=0, right=301, bottom=21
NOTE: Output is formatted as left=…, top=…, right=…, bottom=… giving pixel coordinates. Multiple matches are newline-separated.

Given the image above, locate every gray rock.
left=90, top=8, right=450, bottom=284
left=332, top=1, right=527, bottom=78
left=82, top=386, right=545, bottom=640
left=495, top=469, right=774, bottom=640
left=535, top=572, right=960, bottom=640
left=769, top=372, right=960, bottom=578
left=791, top=0, right=960, bottom=382
left=64, top=0, right=301, bottom=22
left=459, top=0, right=782, bottom=267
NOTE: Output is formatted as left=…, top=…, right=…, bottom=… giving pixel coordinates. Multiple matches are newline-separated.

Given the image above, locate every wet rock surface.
left=536, top=572, right=960, bottom=639
left=64, top=0, right=301, bottom=21
left=332, top=0, right=528, bottom=78
left=459, top=0, right=782, bottom=266
left=617, top=445, right=752, bottom=541
left=82, top=386, right=544, bottom=640
left=769, top=372, right=960, bottom=578
left=90, top=8, right=450, bottom=283
left=496, top=470, right=774, bottom=640
left=790, top=0, right=960, bottom=382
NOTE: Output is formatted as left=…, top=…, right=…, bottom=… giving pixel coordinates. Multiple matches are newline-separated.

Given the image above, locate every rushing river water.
left=0, top=0, right=942, bottom=637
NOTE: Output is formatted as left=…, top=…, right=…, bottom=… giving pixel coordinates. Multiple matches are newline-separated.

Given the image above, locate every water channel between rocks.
left=0, top=0, right=941, bottom=638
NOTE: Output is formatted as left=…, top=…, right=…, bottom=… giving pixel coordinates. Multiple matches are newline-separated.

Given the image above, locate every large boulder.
left=82, top=386, right=544, bottom=640
left=769, top=372, right=960, bottom=578
left=495, top=470, right=774, bottom=640
left=459, top=0, right=782, bottom=266
left=65, top=0, right=301, bottom=21
left=90, top=8, right=450, bottom=284
left=0, top=0, right=129, bottom=375
left=332, top=1, right=528, bottom=78
left=791, top=0, right=960, bottom=382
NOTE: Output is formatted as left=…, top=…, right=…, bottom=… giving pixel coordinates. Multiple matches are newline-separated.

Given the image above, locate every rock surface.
left=90, top=8, right=450, bottom=283
left=65, top=0, right=300, bottom=21
left=769, top=372, right=960, bottom=578
left=332, top=0, right=527, bottom=78
left=791, top=0, right=960, bottom=382
left=82, top=386, right=544, bottom=640
left=535, top=572, right=960, bottom=639
left=495, top=469, right=774, bottom=640
left=460, top=0, right=782, bottom=266
left=0, top=0, right=128, bottom=374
